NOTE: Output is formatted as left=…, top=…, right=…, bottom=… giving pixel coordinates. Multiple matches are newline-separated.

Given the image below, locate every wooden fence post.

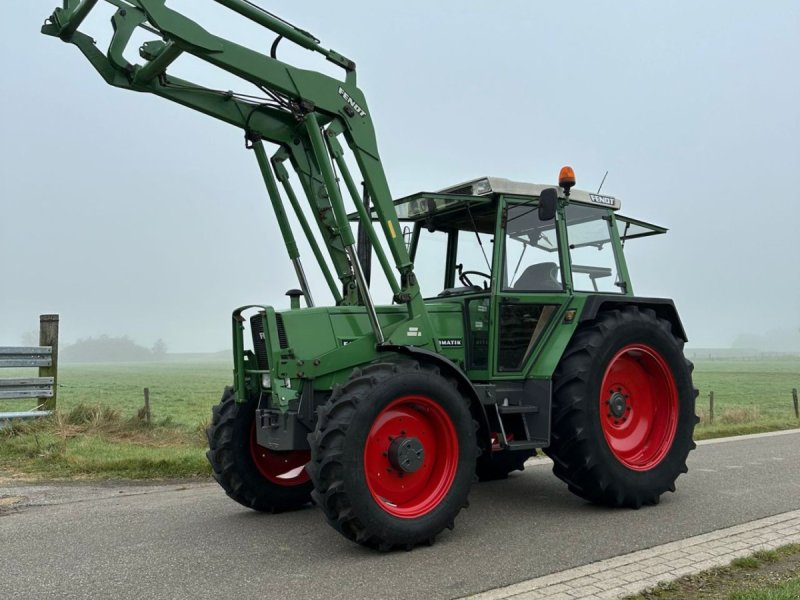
left=793, top=388, right=799, bottom=420
left=143, top=387, right=151, bottom=424
left=709, top=391, right=714, bottom=424
left=39, top=314, right=59, bottom=412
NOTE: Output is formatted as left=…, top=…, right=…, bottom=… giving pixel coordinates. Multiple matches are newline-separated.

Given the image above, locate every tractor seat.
left=513, top=262, right=561, bottom=291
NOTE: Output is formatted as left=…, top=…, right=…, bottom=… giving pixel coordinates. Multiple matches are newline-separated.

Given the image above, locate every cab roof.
left=437, top=176, right=622, bottom=210
left=347, top=176, right=670, bottom=240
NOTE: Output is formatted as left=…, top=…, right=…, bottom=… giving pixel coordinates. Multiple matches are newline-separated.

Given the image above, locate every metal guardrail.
left=0, top=346, right=53, bottom=368
left=0, top=315, right=59, bottom=425
left=0, top=375, right=55, bottom=400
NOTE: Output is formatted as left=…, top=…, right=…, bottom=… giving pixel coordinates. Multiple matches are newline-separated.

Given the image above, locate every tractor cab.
left=384, top=176, right=667, bottom=302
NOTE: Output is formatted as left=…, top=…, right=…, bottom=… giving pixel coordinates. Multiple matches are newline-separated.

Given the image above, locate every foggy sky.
left=1, top=1, right=798, bottom=353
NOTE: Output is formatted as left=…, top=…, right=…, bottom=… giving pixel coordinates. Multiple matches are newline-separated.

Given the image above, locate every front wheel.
left=307, top=361, right=478, bottom=551
left=545, top=307, right=698, bottom=508
left=206, top=387, right=313, bottom=512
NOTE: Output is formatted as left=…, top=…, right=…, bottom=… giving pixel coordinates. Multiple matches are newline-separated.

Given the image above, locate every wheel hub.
left=608, top=391, right=628, bottom=418
left=388, top=436, right=425, bottom=473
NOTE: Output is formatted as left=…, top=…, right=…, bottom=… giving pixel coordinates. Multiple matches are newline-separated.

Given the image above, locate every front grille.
left=250, top=313, right=269, bottom=370
left=275, top=313, right=290, bottom=349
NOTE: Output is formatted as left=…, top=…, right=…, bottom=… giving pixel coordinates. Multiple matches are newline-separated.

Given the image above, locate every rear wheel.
left=307, top=361, right=478, bottom=550
left=545, top=307, right=698, bottom=508
left=206, top=387, right=313, bottom=512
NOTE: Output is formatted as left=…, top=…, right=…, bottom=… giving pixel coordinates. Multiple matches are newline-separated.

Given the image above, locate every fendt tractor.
left=43, top=0, right=699, bottom=550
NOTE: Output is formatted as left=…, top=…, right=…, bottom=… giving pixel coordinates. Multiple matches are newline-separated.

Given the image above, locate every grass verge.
left=694, top=419, right=800, bottom=441
left=0, top=404, right=210, bottom=481
left=627, top=544, right=800, bottom=600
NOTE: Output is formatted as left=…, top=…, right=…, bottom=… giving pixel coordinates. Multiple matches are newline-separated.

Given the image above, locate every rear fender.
left=580, top=296, right=688, bottom=342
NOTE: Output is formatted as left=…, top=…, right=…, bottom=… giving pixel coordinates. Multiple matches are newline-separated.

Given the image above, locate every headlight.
left=261, top=373, right=271, bottom=389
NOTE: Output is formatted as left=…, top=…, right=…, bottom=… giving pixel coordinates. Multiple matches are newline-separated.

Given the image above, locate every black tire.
left=544, top=307, right=699, bottom=508
left=307, top=361, right=479, bottom=551
left=206, top=387, right=313, bottom=512
left=476, top=447, right=535, bottom=481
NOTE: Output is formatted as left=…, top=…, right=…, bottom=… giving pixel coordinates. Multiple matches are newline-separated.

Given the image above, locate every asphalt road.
left=1, top=430, right=798, bottom=600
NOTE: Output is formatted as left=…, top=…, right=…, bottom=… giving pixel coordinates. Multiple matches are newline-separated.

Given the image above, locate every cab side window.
left=565, top=205, right=622, bottom=293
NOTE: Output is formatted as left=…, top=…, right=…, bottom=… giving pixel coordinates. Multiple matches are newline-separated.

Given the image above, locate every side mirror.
left=538, top=188, right=559, bottom=221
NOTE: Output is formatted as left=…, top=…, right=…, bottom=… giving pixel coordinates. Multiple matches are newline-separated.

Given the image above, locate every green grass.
left=2, top=360, right=231, bottom=427
left=730, top=577, right=800, bottom=600
left=0, top=404, right=210, bottom=480
left=731, top=556, right=762, bottom=570
left=692, top=358, right=800, bottom=426
left=1, top=361, right=227, bottom=480
left=627, top=544, right=800, bottom=600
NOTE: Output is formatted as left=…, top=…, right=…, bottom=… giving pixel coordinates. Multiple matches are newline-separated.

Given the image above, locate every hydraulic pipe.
left=213, top=0, right=321, bottom=53
left=211, top=0, right=354, bottom=71
left=346, top=247, right=385, bottom=345
left=303, top=114, right=356, bottom=248
left=327, top=135, right=400, bottom=296
left=252, top=140, right=314, bottom=306
left=291, top=258, right=314, bottom=308
left=273, top=159, right=343, bottom=304
left=357, top=183, right=372, bottom=286
left=304, top=114, right=384, bottom=342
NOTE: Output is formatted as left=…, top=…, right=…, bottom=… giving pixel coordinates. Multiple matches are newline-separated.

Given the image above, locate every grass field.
left=1, top=357, right=798, bottom=480
left=1, top=360, right=230, bottom=428
left=691, top=358, right=800, bottom=438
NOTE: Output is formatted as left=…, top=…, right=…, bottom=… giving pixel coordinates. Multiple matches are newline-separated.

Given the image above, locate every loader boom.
left=42, top=0, right=433, bottom=347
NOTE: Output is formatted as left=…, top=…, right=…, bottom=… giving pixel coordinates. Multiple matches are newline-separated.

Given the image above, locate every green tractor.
left=43, top=0, right=698, bottom=551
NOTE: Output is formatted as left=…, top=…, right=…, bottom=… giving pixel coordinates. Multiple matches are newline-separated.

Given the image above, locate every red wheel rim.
left=249, top=425, right=310, bottom=486
left=599, top=344, right=678, bottom=471
left=363, top=395, right=459, bottom=519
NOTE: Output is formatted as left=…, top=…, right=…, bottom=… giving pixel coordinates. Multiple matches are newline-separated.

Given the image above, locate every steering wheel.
left=459, top=270, right=491, bottom=289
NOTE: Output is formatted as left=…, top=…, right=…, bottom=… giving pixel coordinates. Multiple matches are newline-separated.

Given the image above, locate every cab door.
left=492, top=197, right=569, bottom=377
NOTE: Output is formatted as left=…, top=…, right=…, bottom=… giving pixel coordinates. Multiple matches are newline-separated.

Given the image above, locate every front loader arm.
left=42, top=0, right=436, bottom=348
